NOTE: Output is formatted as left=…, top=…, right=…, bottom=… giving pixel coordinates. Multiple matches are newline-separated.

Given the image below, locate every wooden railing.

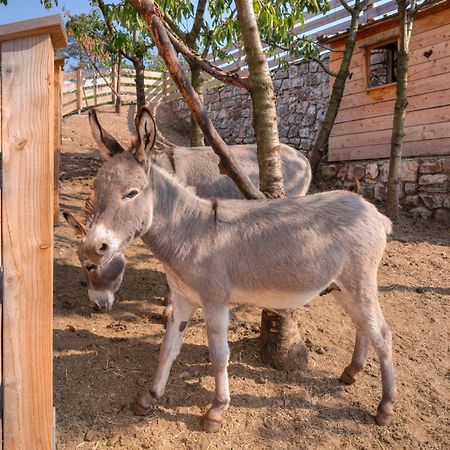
left=62, top=67, right=165, bottom=115
left=62, top=0, right=399, bottom=109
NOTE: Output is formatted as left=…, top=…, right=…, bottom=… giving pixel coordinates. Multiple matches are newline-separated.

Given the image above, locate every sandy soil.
left=54, top=105, right=450, bottom=449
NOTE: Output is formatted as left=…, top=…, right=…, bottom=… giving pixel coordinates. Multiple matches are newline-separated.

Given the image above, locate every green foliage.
left=158, top=0, right=329, bottom=66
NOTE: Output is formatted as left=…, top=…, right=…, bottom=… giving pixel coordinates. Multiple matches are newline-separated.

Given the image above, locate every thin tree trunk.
left=189, top=62, right=205, bottom=146
left=128, top=0, right=264, bottom=200
left=235, top=0, right=308, bottom=371
left=309, top=0, right=368, bottom=175
left=235, top=0, right=285, bottom=198
left=115, top=56, right=122, bottom=114
left=385, top=0, right=412, bottom=222
left=133, top=57, right=147, bottom=114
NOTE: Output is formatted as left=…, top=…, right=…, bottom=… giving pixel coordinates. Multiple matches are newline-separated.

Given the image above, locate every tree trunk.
left=385, top=0, right=411, bottom=222
left=189, top=62, right=205, bottom=146
left=115, top=57, right=122, bottom=114
left=235, top=0, right=307, bottom=371
left=133, top=57, right=147, bottom=115
left=128, top=0, right=264, bottom=200
left=309, top=2, right=367, bottom=175
left=235, top=0, right=285, bottom=198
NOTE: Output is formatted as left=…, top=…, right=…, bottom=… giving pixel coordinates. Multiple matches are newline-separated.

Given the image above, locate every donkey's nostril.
left=98, top=243, right=109, bottom=253
left=86, top=264, right=97, bottom=272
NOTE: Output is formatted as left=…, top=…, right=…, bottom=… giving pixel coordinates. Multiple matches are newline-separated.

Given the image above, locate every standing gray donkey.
left=79, top=108, right=396, bottom=431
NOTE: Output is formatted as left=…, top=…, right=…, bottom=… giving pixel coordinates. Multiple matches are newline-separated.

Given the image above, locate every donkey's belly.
left=229, top=288, right=320, bottom=310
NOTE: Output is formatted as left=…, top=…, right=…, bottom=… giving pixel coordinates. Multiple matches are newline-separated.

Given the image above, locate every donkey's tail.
left=349, top=178, right=360, bottom=194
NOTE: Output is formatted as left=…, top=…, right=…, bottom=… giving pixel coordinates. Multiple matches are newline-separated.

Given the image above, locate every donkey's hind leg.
left=340, top=331, right=370, bottom=385
left=201, top=302, right=231, bottom=433
left=133, top=292, right=197, bottom=415
left=333, top=284, right=396, bottom=425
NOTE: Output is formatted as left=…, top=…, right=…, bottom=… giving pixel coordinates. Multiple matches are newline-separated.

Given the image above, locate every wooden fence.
left=0, top=15, right=67, bottom=448
left=62, top=67, right=165, bottom=116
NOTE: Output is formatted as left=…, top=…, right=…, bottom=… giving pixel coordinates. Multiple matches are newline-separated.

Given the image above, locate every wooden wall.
left=328, top=4, right=450, bottom=162
left=0, top=15, right=66, bottom=449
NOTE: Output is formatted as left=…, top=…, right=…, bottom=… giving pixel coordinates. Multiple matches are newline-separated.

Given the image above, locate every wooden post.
left=162, top=71, right=170, bottom=98
left=76, top=66, right=83, bottom=112
left=54, top=56, right=64, bottom=227
left=0, top=15, right=67, bottom=448
left=111, top=62, right=117, bottom=105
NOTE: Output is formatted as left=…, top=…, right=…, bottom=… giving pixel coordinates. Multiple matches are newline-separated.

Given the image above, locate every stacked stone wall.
left=320, top=157, right=450, bottom=224
left=169, top=58, right=329, bottom=155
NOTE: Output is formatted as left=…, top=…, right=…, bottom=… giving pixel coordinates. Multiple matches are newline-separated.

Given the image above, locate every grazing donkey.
left=64, top=109, right=312, bottom=312
left=78, top=108, right=396, bottom=430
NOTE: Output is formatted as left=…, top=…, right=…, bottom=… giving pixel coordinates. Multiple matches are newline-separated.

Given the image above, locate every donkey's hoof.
left=340, top=368, right=357, bottom=385
left=201, top=414, right=223, bottom=433
left=133, top=391, right=155, bottom=416
left=375, top=403, right=394, bottom=426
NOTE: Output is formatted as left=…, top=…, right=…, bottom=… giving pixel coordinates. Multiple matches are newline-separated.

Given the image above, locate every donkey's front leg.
left=201, top=302, right=231, bottom=433
left=133, top=293, right=196, bottom=415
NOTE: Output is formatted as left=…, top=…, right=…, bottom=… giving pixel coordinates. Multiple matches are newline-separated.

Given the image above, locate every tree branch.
left=313, top=58, right=338, bottom=77
left=339, top=0, right=355, bottom=14
left=126, top=0, right=264, bottom=200
left=186, top=0, right=207, bottom=46
left=166, top=26, right=249, bottom=89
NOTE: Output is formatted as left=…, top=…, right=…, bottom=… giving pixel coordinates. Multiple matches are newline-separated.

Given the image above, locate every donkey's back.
left=155, top=143, right=311, bottom=198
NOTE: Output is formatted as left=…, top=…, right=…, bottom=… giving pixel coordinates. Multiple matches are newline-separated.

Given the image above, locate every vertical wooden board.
left=53, top=61, right=62, bottom=226
left=1, top=35, right=54, bottom=449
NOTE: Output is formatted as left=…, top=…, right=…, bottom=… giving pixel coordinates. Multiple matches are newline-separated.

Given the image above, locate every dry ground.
left=54, top=105, right=450, bottom=449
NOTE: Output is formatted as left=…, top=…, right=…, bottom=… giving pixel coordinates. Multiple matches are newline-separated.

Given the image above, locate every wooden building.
left=323, top=1, right=450, bottom=162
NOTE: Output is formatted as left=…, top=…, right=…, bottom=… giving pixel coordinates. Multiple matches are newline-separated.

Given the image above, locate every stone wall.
left=319, top=156, right=450, bottom=224
left=169, top=58, right=329, bottom=155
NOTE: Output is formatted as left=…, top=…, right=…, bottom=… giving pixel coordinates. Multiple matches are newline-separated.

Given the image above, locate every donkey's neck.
left=142, top=164, right=213, bottom=267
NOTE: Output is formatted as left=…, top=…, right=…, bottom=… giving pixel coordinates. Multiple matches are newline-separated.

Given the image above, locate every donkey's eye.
left=124, top=189, right=139, bottom=199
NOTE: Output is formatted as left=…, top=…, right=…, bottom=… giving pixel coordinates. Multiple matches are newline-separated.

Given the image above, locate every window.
left=368, top=41, right=398, bottom=88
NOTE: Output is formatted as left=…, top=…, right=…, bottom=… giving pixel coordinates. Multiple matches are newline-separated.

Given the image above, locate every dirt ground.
left=54, top=105, right=450, bottom=449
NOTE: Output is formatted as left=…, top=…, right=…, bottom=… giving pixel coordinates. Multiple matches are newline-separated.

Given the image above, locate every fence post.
left=0, top=15, right=67, bottom=448
left=112, top=62, right=117, bottom=105
left=76, top=66, right=83, bottom=112
left=54, top=56, right=64, bottom=227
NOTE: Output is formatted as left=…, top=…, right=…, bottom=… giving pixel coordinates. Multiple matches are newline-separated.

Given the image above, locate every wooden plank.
left=63, top=71, right=77, bottom=81
left=54, top=59, right=63, bottom=226
left=63, top=104, right=77, bottom=116
left=329, top=137, right=450, bottom=161
left=1, top=34, right=54, bottom=448
left=335, top=88, right=450, bottom=124
left=62, top=81, right=77, bottom=93
left=0, top=14, right=67, bottom=48
left=332, top=104, right=450, bottom=136
left=144, top=70, right=163, bottom=78
left=331, top=121, right=450, bottom=150
left=338, top=71, right=450, bottom=110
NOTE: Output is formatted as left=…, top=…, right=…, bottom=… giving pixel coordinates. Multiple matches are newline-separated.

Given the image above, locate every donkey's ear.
left=135, top=107, right=157, bottom=163
left=63, top=211, right=87, bottom=237
left=88, top=109, right=125, bottom=159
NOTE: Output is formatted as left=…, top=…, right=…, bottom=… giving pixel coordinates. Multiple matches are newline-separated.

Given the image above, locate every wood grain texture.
left=1, top=34, right=54, bottom=449
left=54, top=60, right=63, bottom=226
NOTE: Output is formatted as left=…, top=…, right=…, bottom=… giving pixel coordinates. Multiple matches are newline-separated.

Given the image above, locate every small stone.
left=419, top=193, right=444, bottom=209
left=315, top=346, right=326, bottom=355
left=410, top=206, right=432, bottom=219
left=321, top=164, right=338, bottom=179
left=347, top=164, right=366, bottom=181
left=366, top=163, right=379, bottom=179
left=400, top=160, right=419, bottom=182
left=85, top=431, right=96, bottom=442
left=419, top=174, right=448, bottom=185
left=404, top=182, right=417, bottom=194
left=442, top=159, right=450, bottom=173
left=337, top=165, right=348, bottom=181
left=374, top=183, right=386, bottom=201
left=404, top=195, right=419, bottom=208
left=415, top=287, right=425, bottom=293
left=419, top=160, right=443, bottom=174
left=379, top=162, right=390, bottom=182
